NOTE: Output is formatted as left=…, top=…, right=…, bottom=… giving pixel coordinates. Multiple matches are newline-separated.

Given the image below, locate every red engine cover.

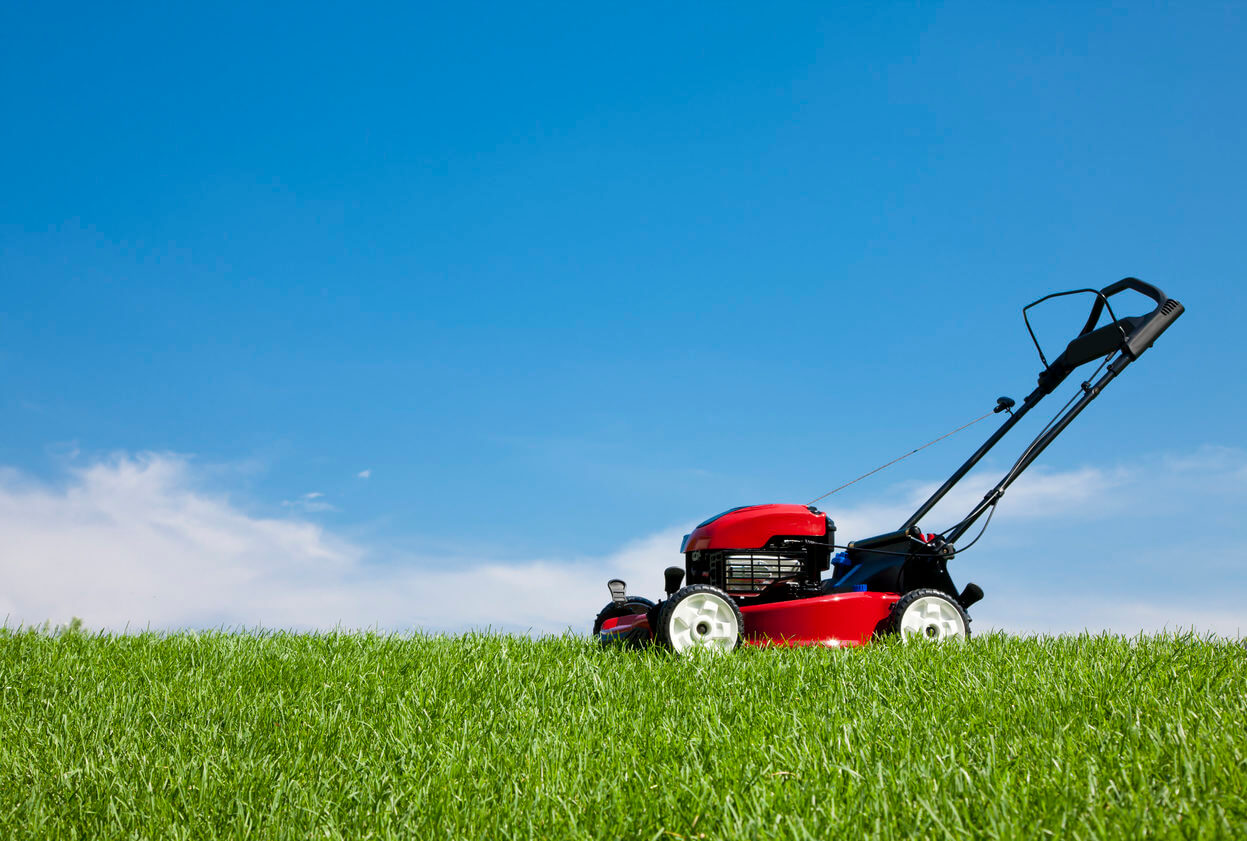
left=682, top=504, right=826, bottom=552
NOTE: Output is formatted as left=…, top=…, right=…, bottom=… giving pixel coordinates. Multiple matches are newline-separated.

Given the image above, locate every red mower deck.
left=601, top=591, right=901, bottom=648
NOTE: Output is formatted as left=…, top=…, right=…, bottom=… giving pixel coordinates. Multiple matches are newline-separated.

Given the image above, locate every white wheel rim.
left=667, top=592, right=738, bottom=654
left=898, top=596, right=967, bottom=642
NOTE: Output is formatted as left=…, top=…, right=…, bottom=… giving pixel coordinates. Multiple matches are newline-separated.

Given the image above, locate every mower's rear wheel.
left=887, top=589, right=970, bottom=642
left=592, top=596, right=656, bottom=637
left=659, top=585, right=743, bottom=655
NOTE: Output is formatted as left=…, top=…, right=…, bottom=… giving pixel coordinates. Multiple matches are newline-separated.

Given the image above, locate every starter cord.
left=807, top=410, right=995, bottom=506
left=815, top=354, right=1112, bottom=558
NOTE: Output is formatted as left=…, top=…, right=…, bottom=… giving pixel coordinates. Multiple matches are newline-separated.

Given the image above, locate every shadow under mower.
left=595, top=278, right=1184, bottom=654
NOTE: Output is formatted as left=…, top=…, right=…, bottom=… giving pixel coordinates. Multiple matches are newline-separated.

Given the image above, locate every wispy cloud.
left=0, top=448, right=1243, bottom=636
left=281, top=491, right=335, bottom=513
left=357, top=469, right=371, bottom=479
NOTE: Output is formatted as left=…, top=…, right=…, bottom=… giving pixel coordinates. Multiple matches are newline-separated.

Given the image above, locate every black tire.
left=886, top=588, right=971, bottom=641
left=592, top=596, right=656, bottom=636
left=657, top=584, right=743, bottom=654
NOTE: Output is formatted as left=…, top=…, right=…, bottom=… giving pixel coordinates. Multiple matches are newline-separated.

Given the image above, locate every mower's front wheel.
left=658, top=585, right=743, bottom=655
left=887, top=589, right=970, bottom=642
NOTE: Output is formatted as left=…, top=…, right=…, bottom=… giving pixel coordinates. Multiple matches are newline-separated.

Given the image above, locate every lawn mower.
left=595, top=278, right=1184, bottom=653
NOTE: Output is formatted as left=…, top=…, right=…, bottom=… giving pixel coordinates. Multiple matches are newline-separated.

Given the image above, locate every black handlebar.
left=984, top=277, right=1182, bottom=527
left=1025, top=278, right=1183, bottom=390
left=1078, top=277, right=1168, bottom=338
left=901, top=276, right=1184, bottom=539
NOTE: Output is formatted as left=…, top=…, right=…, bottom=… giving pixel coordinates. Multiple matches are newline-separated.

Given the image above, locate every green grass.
left=1, top=630, right=1244, bottom=840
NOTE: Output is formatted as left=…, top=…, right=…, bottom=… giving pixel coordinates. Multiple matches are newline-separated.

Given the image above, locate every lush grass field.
left=1, top=629, right=1244, bottom=840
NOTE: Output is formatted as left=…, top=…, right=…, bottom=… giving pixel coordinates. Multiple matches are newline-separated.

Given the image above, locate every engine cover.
left=682, top=504, right=835, bottom=598
left=681, top=504, right=827, bottom=552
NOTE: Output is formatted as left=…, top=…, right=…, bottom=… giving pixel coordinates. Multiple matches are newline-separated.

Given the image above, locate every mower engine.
left=681, top=504, right=832, bottom=599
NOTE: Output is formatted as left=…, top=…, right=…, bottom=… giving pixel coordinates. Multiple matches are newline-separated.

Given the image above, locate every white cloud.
left=0, top=453, right=672, bottom=634
left=1, top=448, right=1243, bottom=637
left=281, top=491, right=335, bottom=513
left=357, top=469, right=371, bottom=479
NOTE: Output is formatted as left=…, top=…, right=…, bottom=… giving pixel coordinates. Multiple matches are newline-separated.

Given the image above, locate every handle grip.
left=1121, top=294, right=1184, bottom=360
left=1078, top=277, right=1168, bottom=337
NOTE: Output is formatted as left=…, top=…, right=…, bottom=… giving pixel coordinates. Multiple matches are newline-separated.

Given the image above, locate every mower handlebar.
left=903, top=276, right=1184, bottom=538
left=1033, top=278, right=1184, bottom=392
left=1082, top=277, right=1184, bottom=364
left=1078, top=277, right=1168, bottom=338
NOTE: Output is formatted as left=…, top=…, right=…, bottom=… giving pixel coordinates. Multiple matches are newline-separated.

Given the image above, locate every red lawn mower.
left=595, top=278, right=1184, bottom=653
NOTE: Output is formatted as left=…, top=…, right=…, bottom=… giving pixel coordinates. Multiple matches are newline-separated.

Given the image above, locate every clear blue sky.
left=1, top=2, right=1244, bottom=632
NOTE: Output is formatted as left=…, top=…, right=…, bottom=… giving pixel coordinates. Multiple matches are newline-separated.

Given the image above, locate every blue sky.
left=2, top=2, right=1244, bottom=633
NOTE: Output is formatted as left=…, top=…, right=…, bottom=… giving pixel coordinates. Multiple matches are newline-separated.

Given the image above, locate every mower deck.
left=600, top=590, right=901, bottom=649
